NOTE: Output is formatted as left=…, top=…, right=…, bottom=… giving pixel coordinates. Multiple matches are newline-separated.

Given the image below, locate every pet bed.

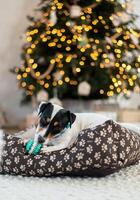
left=0, top=120, right=140, bottom=177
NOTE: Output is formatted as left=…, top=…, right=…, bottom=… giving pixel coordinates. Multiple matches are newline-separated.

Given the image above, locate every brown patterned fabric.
left=0, top=120, right=140, bottom=177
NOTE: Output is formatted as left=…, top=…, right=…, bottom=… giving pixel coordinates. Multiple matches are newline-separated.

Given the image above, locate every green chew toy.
left=33, top=143, right=43, bottom=155
left=25, top=139, right=43, bottom=155
left=25, top=139, right=34, bottom=153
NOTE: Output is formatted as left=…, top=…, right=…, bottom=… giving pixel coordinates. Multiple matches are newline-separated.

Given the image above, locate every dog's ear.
left=38, top=102, right=53, bottom=116
left=38, top=102, right=54, bottom=128
left=66, top=110, right=76, bottom=128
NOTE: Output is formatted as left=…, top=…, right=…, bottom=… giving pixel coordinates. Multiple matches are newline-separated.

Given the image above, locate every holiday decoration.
left=70, top=5, right=82, bottom=18
left=78, top=81, right=91, bottom=96
left=12, top=0, right=140, bottom=103
left=50, top=10, right=57, bottom=25
left=118, top=109, right=140, bottom=123
left=37, top=90, right=49, bottom=103
left=117, top=92, right=140, bottom=110
left=49, top=97, right=63, bottom=106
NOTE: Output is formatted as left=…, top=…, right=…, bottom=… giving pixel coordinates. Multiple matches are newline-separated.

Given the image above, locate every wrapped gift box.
left=118, top=109, right=140, bottom=123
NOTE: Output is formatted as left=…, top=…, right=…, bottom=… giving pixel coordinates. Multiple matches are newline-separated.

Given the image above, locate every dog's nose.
left=38, top=135, right=45, bottom=143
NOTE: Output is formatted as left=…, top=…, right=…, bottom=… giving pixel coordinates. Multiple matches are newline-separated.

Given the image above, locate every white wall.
left=0, top=0, right=139, bottom=125
left=0, top=0, right=39, bottom=125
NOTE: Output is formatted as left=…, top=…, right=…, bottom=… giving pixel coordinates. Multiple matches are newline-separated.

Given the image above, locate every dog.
left=28, top=101, right=140, bottom=154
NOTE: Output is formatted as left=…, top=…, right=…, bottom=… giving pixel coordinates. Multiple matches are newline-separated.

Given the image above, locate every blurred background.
left=0, top=0, right=140, bottom=132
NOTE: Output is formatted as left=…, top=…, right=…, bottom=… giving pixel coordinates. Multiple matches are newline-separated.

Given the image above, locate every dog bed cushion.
left=0, top=120, right=140, bottom=177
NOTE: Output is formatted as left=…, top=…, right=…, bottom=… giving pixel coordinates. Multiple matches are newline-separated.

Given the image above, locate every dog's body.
left=20, top=102, right=140, bottom=154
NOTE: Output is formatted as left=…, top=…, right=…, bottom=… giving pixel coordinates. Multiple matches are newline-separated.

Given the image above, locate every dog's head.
left=37, top=102, right=76, bottom=141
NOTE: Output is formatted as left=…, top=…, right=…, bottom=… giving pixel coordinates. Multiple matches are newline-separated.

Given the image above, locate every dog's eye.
left=54, top=121, right=59, bottom=126
left=47, top=118, right=51, bottom=123
left=40, top=117, right=48, bottom=127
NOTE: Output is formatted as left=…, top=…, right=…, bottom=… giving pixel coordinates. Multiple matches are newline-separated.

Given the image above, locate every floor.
left=0, top=162, right=140, bottom=200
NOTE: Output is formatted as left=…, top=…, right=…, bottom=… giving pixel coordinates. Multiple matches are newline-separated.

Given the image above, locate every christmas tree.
left=13, top=0, right=140, bottom=103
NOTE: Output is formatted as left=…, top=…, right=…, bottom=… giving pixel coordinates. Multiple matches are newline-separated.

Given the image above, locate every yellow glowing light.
left=122, top=63, right=126, bottom=68
left=92, top=19, right=99, bottom=25
left=100, top=89, right=104, bottom=94
left=81, top=16, right=86, bottom=20
left=109, top=85, right=114, bottom=90
left=117, top=88, right=121, bottom=93
left=60, top=70, right=64, bottom=75
left=39, top=80, right=44, bottom=85
left=79, top=61, right=84, bottom=66
left=17, top=74, right=21, bottom=80
left=105, top=59, right=110, bottom=64
left=42, top=37, right=47, bottom=42
left=119, top=67, right=124, bottom=72
left=29, top=85, right=34, bottom=90
left=57, top=44, right=62, bottom=48
left=44, top=83, right=49, bottom=88
left=65, top=77, right=70, bottom=82
left=29, top=59, right=34, bottom=64
left=103, top=54, right=107, bottom=58
left=67, top=40, right=72, bottom=44
left=107, top=91, right=114, bottom=97
left=35, top=72, right=40, bottom=77
left=112, top=77, right=116, bottom=82
left=126, top=65, right=131, bottom=71
left=66, top=47, right=71, bottom=51
left=123, top=75, right=127, bottom=79
left=21, top=82, right=26, bottom=87
left=58, top=54, right=63, bottom=59
left=98, top=16, right=103, bottom=20
left=60, top=36, right=66, bottom=42
left=115, top=63, right=120, bottom=67
left=80, top=48, right=86, bottom=52
left=132, top=75, right=137, bottom=80
left=76, top=68, right=81, bottom=72
left=117, top=40, right=123, bottom=46
left=32, top=63, right=38, bottom=69
left=50, top=59, right=56, bottom=64
left=106, top=45, right=111, bottom=50
left=53, top=81, right=57, bottom=86
left=66, top=55, right=72, bottom=63
left=95, top=39, right=100, bottom=44
left=66, top=22, right=71, bottom=26
left=23, top=73, right=27, bottom=78
left=129, top=44, right=135, bottom=49
left=27, top=48, right=33, bottom=54
left=100, top=63, right=104, bottom=68
left=31, top=44, right=36, bottom=49
left=58, top=80, right=63, bottom=85
left=46, top=75, right=51, bottom=80
left=27, top=36, right=32, bottom=42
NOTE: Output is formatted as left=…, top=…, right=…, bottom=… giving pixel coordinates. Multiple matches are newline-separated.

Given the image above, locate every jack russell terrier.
left=25, top=101, right=140, bottom=154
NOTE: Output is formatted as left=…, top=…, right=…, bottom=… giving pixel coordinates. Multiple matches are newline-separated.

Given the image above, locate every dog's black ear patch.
left=67, top=110, right=76, bottom=126
left=38, top=102, right=54, bottom=128
left=38, top=102, right=52, bottom=116
left=58, top=109, right=76, bottom=130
